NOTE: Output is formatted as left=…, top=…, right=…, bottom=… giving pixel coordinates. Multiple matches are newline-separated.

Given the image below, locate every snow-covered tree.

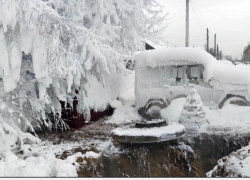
left=0, top=0, right=167, bottom=149
left=179, top=87, right=206, bottom=133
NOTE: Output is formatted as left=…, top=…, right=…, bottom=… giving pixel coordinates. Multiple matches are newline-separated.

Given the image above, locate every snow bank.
left=0, top=151, right=77, bottom=177
left=0, top=139, right=103, bottom=177
left=207, top=143, right=250, bottom=177
left=201, top=104, right=250, bottom=133
left=118, top=88, right=135, bottom=106
left=160, top=97, right=250, bottom=134
left=160, top=98, right=186, bottom=124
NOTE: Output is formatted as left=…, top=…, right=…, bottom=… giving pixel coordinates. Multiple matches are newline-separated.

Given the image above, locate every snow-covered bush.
left=179, top=87, right=206, bottom=133
left=0, top=0, right=167, bottom=150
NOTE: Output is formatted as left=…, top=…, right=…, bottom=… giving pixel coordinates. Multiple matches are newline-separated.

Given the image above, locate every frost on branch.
left=179, top=87, right=206, bottom=133
left=0, top=0, right=167, bottom=150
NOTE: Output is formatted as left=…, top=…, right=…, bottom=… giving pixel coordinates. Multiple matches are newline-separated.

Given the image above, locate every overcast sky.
left=155, top=0, right=250, bottom=59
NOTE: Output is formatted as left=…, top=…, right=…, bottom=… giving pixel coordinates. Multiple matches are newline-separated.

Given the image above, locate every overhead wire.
left=168, top=16, right=185, bottom=24
left=191, top=1, right=236, bottom=22
left=190, top=2, right=205, bottom=35
left=160, top=39, right=181, bottom=47
left=194, top=0, right=207, bottom=26
left=192, top=0, right=207, bottom=31
left=168, top=3, right=186, bottom=20
left=166, top=35, right=206, bottom=39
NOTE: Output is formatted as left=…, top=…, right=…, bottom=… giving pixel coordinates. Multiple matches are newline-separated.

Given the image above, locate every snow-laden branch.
left=0, top=0, right=167, bottom=151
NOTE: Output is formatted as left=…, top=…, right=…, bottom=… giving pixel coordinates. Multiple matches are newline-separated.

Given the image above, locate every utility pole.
left=207, top=28, right=209, bottom=52
left=217, top=44, right=219, bottom=60
left=185, top=0, right=189, bottom=47
left=214, top=34, right=216, bottom=58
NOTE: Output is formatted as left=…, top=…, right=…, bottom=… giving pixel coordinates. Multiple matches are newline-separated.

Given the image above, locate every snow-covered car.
left=134, top=47, right=250, bottom=119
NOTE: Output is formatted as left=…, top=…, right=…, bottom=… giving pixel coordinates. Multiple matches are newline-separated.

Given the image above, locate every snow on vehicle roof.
left=134, top=47, right=250, bottom=86
left=218, top=60, right=233, bottom=65
left=135, top=47, right=217, bottom=70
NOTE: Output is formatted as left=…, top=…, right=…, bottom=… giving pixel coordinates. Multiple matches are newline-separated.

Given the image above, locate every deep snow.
left=0, top=138, right=121, bottom=177
left=1, top=73, right=250, bottom=177
left=1, top=94, right=250, bottom=177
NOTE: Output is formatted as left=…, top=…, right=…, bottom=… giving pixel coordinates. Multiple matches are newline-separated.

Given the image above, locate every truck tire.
left=138, top=99, right=168, bottom=120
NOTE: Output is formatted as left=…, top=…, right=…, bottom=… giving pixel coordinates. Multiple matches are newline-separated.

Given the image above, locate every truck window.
left=186, top=65, right=204, bottom=84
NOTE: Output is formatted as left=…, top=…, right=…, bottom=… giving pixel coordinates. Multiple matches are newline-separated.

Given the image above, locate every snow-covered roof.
left=134, top=47, right=250, bottom=86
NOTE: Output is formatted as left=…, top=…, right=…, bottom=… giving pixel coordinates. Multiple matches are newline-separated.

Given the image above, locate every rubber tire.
left=138, top=99, right=168, bottom=120
left=220, top=96, right=249, bottom=108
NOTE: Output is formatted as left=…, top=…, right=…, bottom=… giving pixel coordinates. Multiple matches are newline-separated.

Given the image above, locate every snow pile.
left=201, top=104, right=250, bottom=134
left=118, top=88, right=136, bottom=107
left=207, top=143, right=250, bottom=177
left=106, top=100, right=142, bottom=124
left=0, top=151, right=77, bottom=177
left=0, top=139, right=103, bottom=177
left=160, top=97, right=250, bottom=134
left=0, top=99, right=41, bottom=153
left=161, top=98, right=186, bottom=124
left=179, top=88, right=206, bottom=133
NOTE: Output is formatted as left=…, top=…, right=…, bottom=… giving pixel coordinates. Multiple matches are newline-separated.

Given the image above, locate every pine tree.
left=179, top=87, right=206, bottom=133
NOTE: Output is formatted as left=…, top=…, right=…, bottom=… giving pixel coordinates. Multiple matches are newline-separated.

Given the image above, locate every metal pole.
left=185, top=0, right=189, bottom=47
left=214, top=34, right=216, bottom=58
left=217, top=44, right=219, bottom=60
left=207, top=28, right=209, bottom=52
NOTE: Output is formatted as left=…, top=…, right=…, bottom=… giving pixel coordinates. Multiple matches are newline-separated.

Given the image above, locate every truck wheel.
left=220, top=96, right=249, bottom=108
left=138, top=99, right=168, bottom=120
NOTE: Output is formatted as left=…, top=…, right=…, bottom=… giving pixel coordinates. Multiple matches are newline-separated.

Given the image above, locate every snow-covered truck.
left=134, top=47, right=250, bottom=119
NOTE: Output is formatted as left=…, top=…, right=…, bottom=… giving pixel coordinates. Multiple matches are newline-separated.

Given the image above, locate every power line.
left=190, top=2, right=205, bottom=35
left=192, top=0, right=207, bottom=31
left=166, top=35, right=206, bottom=39
left=191, top=1, right=235, bottom=22
left=168, top=16, right=185, bottom=24
left=169, top=3, right=186, bottom=20
left=194, top=0, right=207, bottom=25
left=160, top=39, right=181, bottom=47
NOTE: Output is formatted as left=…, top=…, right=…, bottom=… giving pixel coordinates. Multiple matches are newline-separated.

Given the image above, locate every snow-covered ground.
left=1, top=86, right=250, bottom=177
left=160, top=97, right=250, bottom=135
left=0, top=137, right=122, bottom=177
left=105, top=89, right=142, bottom=125
left=207, top=142, right=250, bottom=177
